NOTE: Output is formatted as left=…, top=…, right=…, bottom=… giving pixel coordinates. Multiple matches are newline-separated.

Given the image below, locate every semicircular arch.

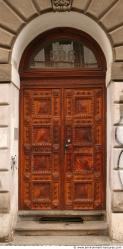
left=11, top=11, right=113, bottom=86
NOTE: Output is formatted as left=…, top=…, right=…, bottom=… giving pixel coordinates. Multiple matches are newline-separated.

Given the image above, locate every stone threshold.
left=16, top=210, right=107, bottom=236
left=15, top=220, right=108, bottom=236
left=18, top=210, right=106, bottom=216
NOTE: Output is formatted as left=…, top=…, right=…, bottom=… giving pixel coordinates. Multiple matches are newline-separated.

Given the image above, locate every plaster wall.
left=0, top=83, right=19, bottom=241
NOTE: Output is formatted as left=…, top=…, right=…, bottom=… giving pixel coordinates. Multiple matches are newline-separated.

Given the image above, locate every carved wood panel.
left=20, top=86, right=105, bottom=210
left=20, top=88, right=62, bottom=210
left=64, top=88, right=105, bottom=210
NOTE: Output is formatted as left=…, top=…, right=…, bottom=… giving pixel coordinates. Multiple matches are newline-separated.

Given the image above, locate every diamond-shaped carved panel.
left=32, top=126, right=51, bottom=144
left=74, top=126, right=93, bottom=144
left=73, top=154, right=93, bottom=172
left=32, top=154, right=52, bottom=173
left=32, top=98, right=51, bottom=116
left=74, top=181, right=94, bottom=201
left=32, top=182, right=51, bottom=201
left=75, top=97, right=93, bottom=116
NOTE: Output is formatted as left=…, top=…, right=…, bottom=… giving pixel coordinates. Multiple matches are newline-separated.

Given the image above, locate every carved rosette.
left=51, top=0, right=73, bottom=11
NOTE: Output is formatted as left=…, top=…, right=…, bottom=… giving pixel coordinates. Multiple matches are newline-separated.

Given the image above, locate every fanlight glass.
left=29, top=39, right=98, bottom=69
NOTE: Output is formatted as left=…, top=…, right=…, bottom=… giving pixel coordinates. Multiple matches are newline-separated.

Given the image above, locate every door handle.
left=65, top=139, right=71, bottom=150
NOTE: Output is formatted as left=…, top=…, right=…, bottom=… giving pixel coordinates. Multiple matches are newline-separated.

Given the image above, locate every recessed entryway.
left=19, top=28, right=106, bottom=212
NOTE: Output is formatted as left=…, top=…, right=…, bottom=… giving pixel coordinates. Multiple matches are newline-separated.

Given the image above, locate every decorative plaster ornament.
left=118, top=150, right=123, bottom=170
left=113, top=148, right=123, bottom=188
left=115, top=126, right=123, bottom=145
left=51, top=0, right=73, bottom=11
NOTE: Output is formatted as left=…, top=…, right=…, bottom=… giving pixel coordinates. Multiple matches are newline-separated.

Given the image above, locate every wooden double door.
left=20, top=81, right=105, bottom=210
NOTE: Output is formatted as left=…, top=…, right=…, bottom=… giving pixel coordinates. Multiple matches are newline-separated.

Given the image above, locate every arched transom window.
left=20, top=28, right=106, bottom=73
left=29, top=39, right=98, bottom=69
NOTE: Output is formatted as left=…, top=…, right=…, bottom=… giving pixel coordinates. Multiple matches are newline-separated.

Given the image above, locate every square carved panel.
left=32, top=126, right=51, bottom=144
left=74, top=154, right=93, bottom=172
left=32, top=97, right=51, bottom=116
left=75, top=97, right=93, bottom=116
left=74, top=181, right=93, bottom=201
left=32, top=182, right=51, bottom=201
left=74, top=126, right=93, bottom=144
left=32, top=154, right=52, bottom=172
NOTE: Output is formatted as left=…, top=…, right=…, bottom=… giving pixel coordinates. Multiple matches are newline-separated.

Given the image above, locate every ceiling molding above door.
left=51, top=0, right=73, bottom=11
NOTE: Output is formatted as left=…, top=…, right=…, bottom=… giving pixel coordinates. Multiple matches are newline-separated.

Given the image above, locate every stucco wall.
left=0, top=0, right=123, bottom=242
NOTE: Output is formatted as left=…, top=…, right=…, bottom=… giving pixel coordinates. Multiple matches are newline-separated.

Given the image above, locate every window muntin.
left=28, top=39, right=98, bottom=69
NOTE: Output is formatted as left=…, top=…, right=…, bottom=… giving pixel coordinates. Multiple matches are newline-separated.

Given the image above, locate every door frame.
left=19, top=27, right=106, bottom=211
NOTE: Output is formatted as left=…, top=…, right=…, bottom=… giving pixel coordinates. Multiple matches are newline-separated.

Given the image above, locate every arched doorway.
left=19, top=28, right=106, bottom=211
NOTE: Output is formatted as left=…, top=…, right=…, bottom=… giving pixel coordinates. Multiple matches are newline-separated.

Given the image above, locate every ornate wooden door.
left=20, top=84, right=105, bottom=210
left=64, top=87, right=105, bottom=210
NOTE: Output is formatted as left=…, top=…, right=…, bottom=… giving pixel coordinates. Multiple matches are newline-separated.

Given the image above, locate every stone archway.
left=0, top=0, right=123, bottom=241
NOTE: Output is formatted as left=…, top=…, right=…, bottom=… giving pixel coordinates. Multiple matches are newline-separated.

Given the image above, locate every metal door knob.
left=65, top=139, right=71, bottom=150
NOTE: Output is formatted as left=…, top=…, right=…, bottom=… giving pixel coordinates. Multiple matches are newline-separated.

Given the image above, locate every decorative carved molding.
left=51, top=0, right=73, bottom=11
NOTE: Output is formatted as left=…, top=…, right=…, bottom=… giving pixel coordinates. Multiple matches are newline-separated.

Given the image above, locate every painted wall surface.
left=0, top=0, right=123, bottom=242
